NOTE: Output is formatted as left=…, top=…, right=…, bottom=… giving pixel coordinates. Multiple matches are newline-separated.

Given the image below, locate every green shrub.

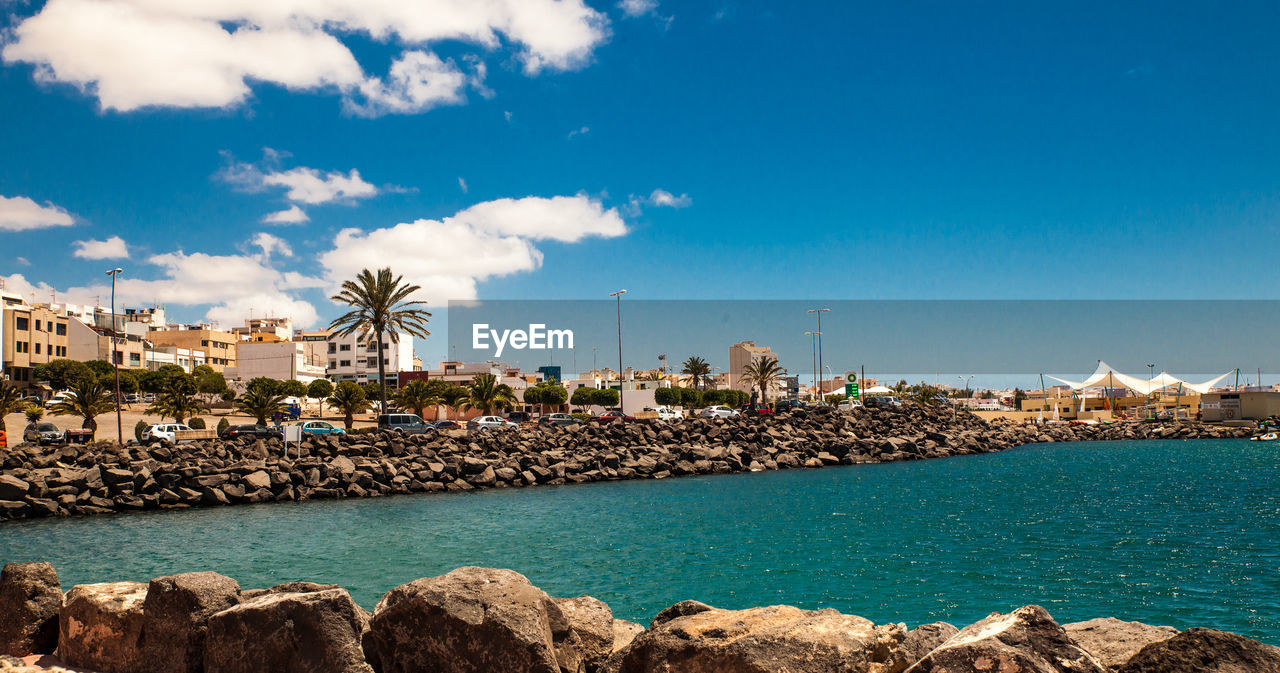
left=216, top=418, right=230, bottom=436
left=133, top=419, right=148, bottom=442
left=188, top=417, right=206, bottom=429
left=570, top=412, right=592, bottom=421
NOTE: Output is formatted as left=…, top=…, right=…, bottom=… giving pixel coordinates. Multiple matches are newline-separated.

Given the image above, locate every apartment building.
left=148, top=326, right=237, bottom=371
left=225, top=340, right=326, bottom=384
left=325, top=331, right=414, bottom=385
left=67, top=317, right=147, bottom=369
left=728, top=340, right=778, bottom=394
left=232, top=316, right=294, bottom=342
left=1, top=303, right=70, bottom=387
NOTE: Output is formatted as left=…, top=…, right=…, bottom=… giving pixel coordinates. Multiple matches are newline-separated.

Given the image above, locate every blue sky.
left=2, top=0, right=1279, bottom=368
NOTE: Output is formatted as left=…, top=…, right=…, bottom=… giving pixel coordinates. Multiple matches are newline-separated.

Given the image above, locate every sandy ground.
left=1, top=403, right=384, bottom=443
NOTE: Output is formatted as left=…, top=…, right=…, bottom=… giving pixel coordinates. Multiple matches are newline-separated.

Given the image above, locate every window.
left=383, top=359, right=389, bottom=366
left=56, top=323, right=66, bottom=336
left=113, top=352, right=124, bottom=364
left=328, top=343, right=336, bottom=353
left=340, top=344, right=351, bottom=351
left=201, top=340, right=209, bottom=347
left=15, top=317, right=29, bottom=330
left=329, top=360, right=337, bottom=369
left=34, top=343, right=41, bottom=355
left=130, top=353, right=141, bottom=365
left=16, top=341, right=28, bottom=353
left=340, top=360, right=351, bottom=367
left=34, top=320, right=41, bottom=331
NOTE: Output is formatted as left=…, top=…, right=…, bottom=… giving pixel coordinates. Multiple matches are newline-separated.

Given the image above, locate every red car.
left=739, top=403, right=774, bottom=417
left=591, top=411, right=635, bottom=423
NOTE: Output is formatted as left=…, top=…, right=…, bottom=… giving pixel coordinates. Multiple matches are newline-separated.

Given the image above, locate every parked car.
left=219, top=424, right=283, bottom=440
left=642, top=406, right=682, bottom=422
left=141, top=423, right=195, bottom=445
left=539, top=413, right=582, bottom=427
left=837, top=398, right=864, bottom=411
left=864, top=396, right=901, bottom=409
left=122, top=393, right=141, bottom=404
left=433, top=420, right=461, bottom=430
left=591, top=411, right=635, bottom=424
left=738, top=403, right=774, bottom=417
left=44, top=392, right=71, bottom=408
left=468, top=416, right=517, bottom=430
left=296, top=420, right=345, bottom=435
left=23, top=422, right=64, bottom=445
left=506, top=411, right=532, bottom=424
left=700, top=405, right=740, bottom=419
left=377, top=413, right=436, bottom=435
left=774, top=399, right=808, bottom=412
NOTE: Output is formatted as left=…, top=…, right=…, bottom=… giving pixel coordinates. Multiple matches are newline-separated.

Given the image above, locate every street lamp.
left=805, top=331, right=820, bottom=401
left=958, top=375, right=974, bottom=393
left=106, top=268, right=124, bottom=445
left=609, top=290, right=627, bottom=413
left=807, top=309, right=830, bottom=399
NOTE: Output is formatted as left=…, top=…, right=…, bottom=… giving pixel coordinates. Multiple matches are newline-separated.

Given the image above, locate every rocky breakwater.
left=2, top=561, right=1278, bottom=673
left=0, top=406, right=1253, bottom=521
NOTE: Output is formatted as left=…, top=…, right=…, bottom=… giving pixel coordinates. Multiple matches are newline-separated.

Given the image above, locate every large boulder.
left=603, top=604, right=909, bottom=673
left=611, top=621, right=645, bottom=654
left=59, top=582, right=148, bottom=673
left=648, top=600, right=714, bottom=629
left=203, top=587, right=372, bottom=673
left=556, top=596, right=614, bottom=673
left=905, top=605, right=1105, bottom=673
left=0, top=562, right=62, bottom=656
left=1063, top=618, right=1178, bottom=670
left=901, top=622, right=958, bottom=666
left=366, top=567, right=582, bottom=673
left=142, top=571, right=242, bottom=673
left=1118, top=627, right=1280, bottom=673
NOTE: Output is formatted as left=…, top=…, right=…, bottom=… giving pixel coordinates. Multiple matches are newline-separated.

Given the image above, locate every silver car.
left=467, top=415, right=517, bottom=430
left=23, top=422, right=65, bottom=445
left=699, top=405, right=740, bottom=419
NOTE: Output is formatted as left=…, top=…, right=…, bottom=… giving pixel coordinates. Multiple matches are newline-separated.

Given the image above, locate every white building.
left=325, top=331, right=415, bottom=385
left=225, top=340, right=325, bottom=383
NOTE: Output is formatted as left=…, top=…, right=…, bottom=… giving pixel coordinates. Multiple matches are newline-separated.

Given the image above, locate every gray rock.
left=0, top=562, right=62, bottom=656
left=204, top=587, right=372, bottom=673
left=1063, top=617, right=1178, bottom=670
left=142, top=571, right=242, bottom=673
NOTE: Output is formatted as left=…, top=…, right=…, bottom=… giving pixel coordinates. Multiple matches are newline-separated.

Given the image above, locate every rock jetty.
left=2, top=561, right=1277, bottom=673
left=0, top=406, right=1252, bottom=521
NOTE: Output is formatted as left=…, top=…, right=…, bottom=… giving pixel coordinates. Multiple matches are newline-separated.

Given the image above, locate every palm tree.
left=394, top=380, right=440, bottom=419
left=329, top=268, right=433, bottom=415
left=681, top=356, right=712, bottom=390
left=24, top=404, right=44, bottom=424
left=458, top=373, right=517, bottom=415
left=327, top=381, right=370, bottom=430
left=0, top=381, right=28, bottom=434
left=147, top=375, right=209, bottom=424
left=234, top=387, right=288, bottom=425
left=48, top=377, right=115, bottom=440
left=740, top=356, right=782, bottom=404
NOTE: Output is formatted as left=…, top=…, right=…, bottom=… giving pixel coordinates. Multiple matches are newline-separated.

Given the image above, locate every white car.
left=141, top=423, right=194, bottom=444
left=468, top=416, right=517, bottom=430
left=644, top=406, right=682, bottom=422
left=837, top=399, right=863, bottom=411
left=700, top=405, right=739, bottom=419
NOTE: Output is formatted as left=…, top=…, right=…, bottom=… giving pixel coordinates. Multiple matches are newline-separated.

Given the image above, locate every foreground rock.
left=557, top=596, right=616, bottom=673
left=366, top=567, right=581, bottom=673
left=204, top=586, right=372, bottom=673
left=142, top=572, right=242, bottom=673
left=900, top=622, right=958, bottom=667
left=0, top=563, right=62, bottom=657
left=59, top=582, right=147, bottom=673
left=1118, top=627, right=1280, bottom=673
left=1063, top=617, right=1178, bottom=669
left=906, top=605, right=1105, bottom=673
left=603, top=604, right=909, bottom=673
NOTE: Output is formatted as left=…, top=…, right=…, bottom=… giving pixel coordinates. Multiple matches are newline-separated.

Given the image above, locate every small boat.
left=1249, top=432, right=1278, bottom=442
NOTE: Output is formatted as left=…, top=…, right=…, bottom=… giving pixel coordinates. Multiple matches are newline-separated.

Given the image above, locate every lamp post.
left=106, top=268, right=124, bottom=445
left=609, top=290, right=627, bottom=412
left=958, top=375, right=974, bottom=394
left=807, top=308, right=830, bottom=403
left=805, top=331, right=820, bottom=401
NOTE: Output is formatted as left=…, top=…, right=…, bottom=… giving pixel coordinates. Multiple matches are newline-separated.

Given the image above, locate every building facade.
left=728, top=340, right=779, bottom=395
left=1, top=303, right=70, bottom=388
left=225, top=340, right=326, bottom=384
left=325, top=331, right=414, bottom=385
left=148, top=326, right=237, bottom=371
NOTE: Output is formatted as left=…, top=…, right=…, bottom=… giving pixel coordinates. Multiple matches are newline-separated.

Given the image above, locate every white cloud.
left=646, top=188, right=691, bottom=208
left=72, top=235, right=129, bottom=259
left=221, top=152, right=380, bottom=207
left=1, top=0, right=609, bottom=115
left=16, top=257, right=31, bottom=266
left=618, top=0, right=659, bottom=17
left=318, top=194, right=626, bottom=303
left=0, top=194, right=76, bottom=231
left=568, top=126, right=590, bottom=138
left=252, top=232, right=293, bottom=258
left=261, top=205, right=309, bottom=224
left=458, top=177, right=469, bottom=194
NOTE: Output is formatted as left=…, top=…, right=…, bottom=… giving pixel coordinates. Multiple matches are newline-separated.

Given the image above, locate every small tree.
left=197, top=371, right=228, bottom=399
left=307, top=379, right=334, bottom=416
left=134, top=419, right=148, bottom=442
left=0, top=381, right=26, bottom=433
left=458, top=374, right=516, bottom=415
left=48, top=377, right=115, bottom=441
left=570, top=386, right=598, bottom=411
left=147, top=374, right=208, bottom=424
left=188, top=417, right=206, bottom=429
left=740, top=356, right=782, bottom=404
left=246, top=377, right=281, bottom=396
left=235, top=386, right=287, bottom=425
left=681, top=356, right=712, bottom=389
left=280, top=380, right=308, bottom=398
left=654, top=387, right=681, bottom=407
left=32, top=359, right=93, bottom=390
left=394, top=380, right=439, bottom=418
left=679, top=387, right=704, bottom=409
left=595, top=388, right=620, bottom=408
left=216, top=418, right=230, bottom=436
left=24, top=404, right=44, bottom=424
left=327, top=381, right=370, bottom=430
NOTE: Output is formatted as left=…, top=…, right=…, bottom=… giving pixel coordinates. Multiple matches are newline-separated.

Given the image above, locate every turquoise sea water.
left=3, top=439, right=1278, bottom=642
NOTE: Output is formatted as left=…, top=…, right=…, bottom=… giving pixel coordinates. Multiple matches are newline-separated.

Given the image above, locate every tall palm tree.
left=394, top=380, right=440, bottom=419
left=234, top=387, right=288, bottom=426
left=458, top=373, right=517, bottom=415
left=327, top=381, right=370, bottom=430
left=0, top=380, right=28, bottom=434
left=48, top=377, right=115, bottom=440
left=740, top=356, right=782, bottom=404
left=681, top=356, right=712, bottom=390
left=147, top=375, right=209, bottom=424
left=329, top=268, right=433, bottom=414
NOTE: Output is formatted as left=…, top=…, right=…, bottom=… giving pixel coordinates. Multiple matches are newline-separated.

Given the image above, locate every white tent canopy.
left=1047, top=361, right=1235, bottom=396
left=864, top=385, right=893, bottom=394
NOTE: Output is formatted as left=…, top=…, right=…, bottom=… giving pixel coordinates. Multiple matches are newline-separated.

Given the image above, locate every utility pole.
left=107, top=268, right=124, bottom=445
left=807, top=308, right=830, bottom=402
left=610, top=290, right=627, bottom=412
left=805, top=331, right=820, bottom=401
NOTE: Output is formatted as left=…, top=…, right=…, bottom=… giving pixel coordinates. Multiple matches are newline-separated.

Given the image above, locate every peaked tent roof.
left=1048, top=362, right=1236, bottom=395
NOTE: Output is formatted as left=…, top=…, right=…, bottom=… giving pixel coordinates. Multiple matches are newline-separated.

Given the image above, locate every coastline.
left=0, top=406, right=1253, bottom=522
